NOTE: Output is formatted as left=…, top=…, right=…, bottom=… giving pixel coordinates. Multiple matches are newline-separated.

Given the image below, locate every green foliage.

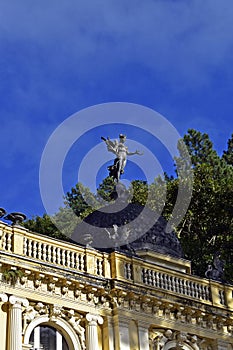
left=222, top=133, right=233, bottom=165
left=96, top=176, right=115, bottom=203
left=173, top=130, right=233, bottom=281
left=147, top=176, right=167, bottom=214
left=64, top=183, right=98, bottom=217
left=2, top=268, right=24, bottom=284
left=182, top=129, right=219, bottom=167
left=24, top=214, right=69, bottom=241
left=130, top=180, right=148, bottom=205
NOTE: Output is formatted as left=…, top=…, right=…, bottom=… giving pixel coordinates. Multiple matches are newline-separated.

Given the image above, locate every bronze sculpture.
left=101, top=134, right=143, bottom=182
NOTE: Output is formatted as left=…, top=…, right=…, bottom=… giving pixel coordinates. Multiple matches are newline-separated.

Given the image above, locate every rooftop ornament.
left=0, top=208, right=6, bottom=218
left=205, top=252, right=225, bottom=282
left=101, top=134, right=143, bottom=182
left=4, top=212, right=27, bottom=226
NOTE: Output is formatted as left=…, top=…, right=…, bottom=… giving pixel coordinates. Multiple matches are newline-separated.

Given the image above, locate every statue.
left=205, top=252, right=225, bottom=282
left=101, top=134, right=143, bottom=182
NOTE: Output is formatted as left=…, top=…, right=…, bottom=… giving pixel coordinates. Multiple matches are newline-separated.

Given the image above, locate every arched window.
left=29, top=325, right=69, bottom=350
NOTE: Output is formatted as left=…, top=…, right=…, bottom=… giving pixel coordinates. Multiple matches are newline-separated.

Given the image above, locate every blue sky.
left=1, top=1, right=233, bottom=219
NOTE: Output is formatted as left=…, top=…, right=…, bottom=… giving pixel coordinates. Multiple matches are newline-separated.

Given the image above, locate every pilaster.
left=117, top=317, right=130, bottom=350
left=214, top=339, right=230, bottom=350
left=103, top=316, right=114, bottom=350
left=138, top=323, right=150, bottom=350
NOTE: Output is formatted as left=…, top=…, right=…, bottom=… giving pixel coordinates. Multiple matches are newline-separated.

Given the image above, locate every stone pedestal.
left=8, top=296, right=29, bottom=350
left=86, top=313, right=103, bottom=350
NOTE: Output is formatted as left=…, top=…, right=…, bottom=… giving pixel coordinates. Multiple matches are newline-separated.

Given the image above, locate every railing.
left=110, top=252, right=233, bottom=310
left=141, top=267, right=211, bottom=302
left=0, top=222, right=109, bottom=278
left=23, top=237, right=86, bottom=271
left=0, top=221, right=233, bottom=310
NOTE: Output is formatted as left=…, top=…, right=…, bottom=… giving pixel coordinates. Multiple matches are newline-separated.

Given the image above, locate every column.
left=86, top=313, right=103, bottom=350
left=8, top=295, right=29, bottom=350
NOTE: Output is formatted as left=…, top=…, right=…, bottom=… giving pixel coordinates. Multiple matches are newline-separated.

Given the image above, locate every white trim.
left=23, top=315, right=81, bottom=350
left=56, top=331, right=63, bottom=350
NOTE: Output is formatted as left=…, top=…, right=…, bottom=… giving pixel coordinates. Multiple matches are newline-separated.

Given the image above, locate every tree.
left=222, top=133, right=233, bottom=165
left=172, top=131, right=233, bottom=281
left=64, top=182, right=98, bottom=217
left=129, top=180, right=148, bottom=206
left=24, top=214, right=68, bottom=241
left=183, top=129, right=219, bottom=167
left=96, top=176, right=115, bottom=203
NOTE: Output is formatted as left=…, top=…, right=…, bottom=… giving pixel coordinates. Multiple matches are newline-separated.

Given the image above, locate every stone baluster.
left=66, top=251, right=70, bottom=267
left=148, top=269, right=152, bottom=285
left=28, top=239, right=32, bottom=256
left=2, top=230, right=7, bottom=250
left=8, top=295, right=29, bottom=350
left=23, top=237, right=27, bottom=255
left=32, top=241, right=37, bottom=258
left=62, top=249, right=66, bottom=265
left=42, top=243, right=47, bottom=261
left=51, top=246, right=56, bottom=263
left=57, top=247, right=61, bottom=264
left=38, top=242, right=42, bottom=260
left=7, top=232, right=12, bottom=251
left=71, top=251, right=75, bottom=268
left=86, top=313, right=103, bottom=350
left=47, top=245, right=52, bottom=262
left=76, top=254, right=80, bottom=269
left=79, top=254, right=85, bottom=271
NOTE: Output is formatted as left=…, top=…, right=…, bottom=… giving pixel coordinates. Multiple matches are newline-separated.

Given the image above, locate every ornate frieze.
left=109, top=288, right=233, bottom=337
left=149, top=329, right=213, bottom=350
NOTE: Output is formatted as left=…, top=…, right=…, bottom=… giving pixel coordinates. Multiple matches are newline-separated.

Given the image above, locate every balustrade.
left=0, top=223, right=232, bottom=309
left=141, top=267, right=211, bottom=302
left=22, top=235, right=104, bottom=274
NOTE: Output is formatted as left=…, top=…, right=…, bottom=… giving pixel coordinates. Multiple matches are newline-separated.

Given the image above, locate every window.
left=29, top=325, right=69, bottom=350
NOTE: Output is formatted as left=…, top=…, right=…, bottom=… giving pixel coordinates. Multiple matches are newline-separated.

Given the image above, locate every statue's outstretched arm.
left=127, top=150, right=143, bottom=156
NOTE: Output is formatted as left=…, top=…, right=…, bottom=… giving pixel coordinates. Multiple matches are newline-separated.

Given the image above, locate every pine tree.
left=222, top=133, right=233, bottom=165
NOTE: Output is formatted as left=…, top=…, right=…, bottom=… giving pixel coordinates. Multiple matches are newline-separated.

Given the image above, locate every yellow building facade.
left=0, top=220, right=233, bottom=350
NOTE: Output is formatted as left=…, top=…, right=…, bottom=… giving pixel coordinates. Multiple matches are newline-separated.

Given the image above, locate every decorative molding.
left=149, top=329, right=213, bottom=350
left=23, top=301, right=86, bottom=349
left=86, top=313, right=104, bottom=325
left=0, top=293, right=8, bottom=302
left=9, top=295, right=29, bottom=307
left=109, top=289, right=233, bottom=336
